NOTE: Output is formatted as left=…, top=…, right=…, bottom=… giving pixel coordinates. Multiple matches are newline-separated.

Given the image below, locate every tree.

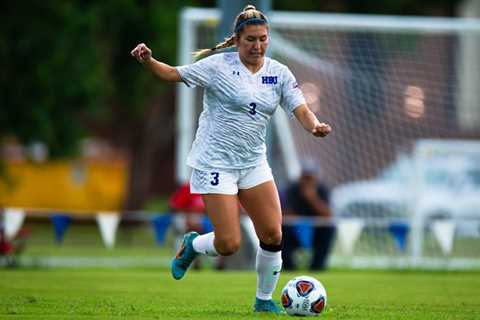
left=0, top=1, right=211, bottom=209
left=0, top=2, right=110, bottom=157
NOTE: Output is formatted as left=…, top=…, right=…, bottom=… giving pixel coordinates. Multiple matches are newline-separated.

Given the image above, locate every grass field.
left=1, top=268, right=480, bottom=319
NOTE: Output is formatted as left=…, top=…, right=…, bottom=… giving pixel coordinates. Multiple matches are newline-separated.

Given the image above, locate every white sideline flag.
left=96, top=212, right=120, bottom=249
left=337, top=218, right=364, bottom=254
left=432, top=220, right=456, bottom=255
left=4, top=208, right=26, bottom=240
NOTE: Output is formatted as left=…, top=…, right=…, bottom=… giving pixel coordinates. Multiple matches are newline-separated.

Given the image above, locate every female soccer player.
left=131, top=5, right=331, bottom=313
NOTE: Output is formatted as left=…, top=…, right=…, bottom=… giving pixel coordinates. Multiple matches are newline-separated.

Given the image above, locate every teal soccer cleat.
left=171, top=231, right=199, bottom=280
left=254, top=298, right=284, bottom=314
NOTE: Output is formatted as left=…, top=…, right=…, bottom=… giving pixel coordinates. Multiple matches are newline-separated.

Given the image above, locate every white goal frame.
left=177, top=7, right=480, bottom=270
left=176, top=7, right=480, bottom=184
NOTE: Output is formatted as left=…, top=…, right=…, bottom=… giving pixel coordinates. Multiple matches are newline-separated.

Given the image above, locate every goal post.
left=175, top=8, right=304, bottom=184
left=177, top=7, right=480, bottom=269
left=177, top=7, right=480, bottom=182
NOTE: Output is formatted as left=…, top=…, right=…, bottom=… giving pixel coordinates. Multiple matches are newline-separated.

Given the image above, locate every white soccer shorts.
left=190, top=161, right=274, bottom=195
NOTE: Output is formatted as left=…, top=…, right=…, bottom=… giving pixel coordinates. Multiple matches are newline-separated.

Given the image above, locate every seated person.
left=169, top=183, right=206, bottom=269
left=282, top=161, right=336, bottom=270
left=169, top=183, right=206, bottom=234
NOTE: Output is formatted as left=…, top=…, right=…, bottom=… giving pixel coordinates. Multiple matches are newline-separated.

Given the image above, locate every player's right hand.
left=131, top=43, right=152, bottom=63
left=312, top=122, right=332, bottom=138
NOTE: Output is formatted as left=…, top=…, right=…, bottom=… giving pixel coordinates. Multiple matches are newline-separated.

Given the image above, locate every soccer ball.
left=281, top=275, right=327, bottom=316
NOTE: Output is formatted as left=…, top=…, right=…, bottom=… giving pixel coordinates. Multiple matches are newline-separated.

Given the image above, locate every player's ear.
left=234, top=34, right=240, bottom=45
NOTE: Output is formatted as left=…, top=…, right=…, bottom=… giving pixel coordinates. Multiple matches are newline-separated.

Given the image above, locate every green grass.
left=1, top=268, right=480, bottom=319
left=4, top=221, right=480, bottom=318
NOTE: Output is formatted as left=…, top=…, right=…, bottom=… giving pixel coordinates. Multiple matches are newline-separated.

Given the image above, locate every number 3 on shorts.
left=210, top=172, right=219, bottom=186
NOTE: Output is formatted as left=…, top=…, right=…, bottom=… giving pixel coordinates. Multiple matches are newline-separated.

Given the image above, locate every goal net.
left=178, top=8, right=480, bottom=269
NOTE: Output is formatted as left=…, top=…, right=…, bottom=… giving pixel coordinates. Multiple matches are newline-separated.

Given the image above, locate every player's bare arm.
left=131, top=43, right=181, bottom=82
left=293, top=104, right=332, bottom=137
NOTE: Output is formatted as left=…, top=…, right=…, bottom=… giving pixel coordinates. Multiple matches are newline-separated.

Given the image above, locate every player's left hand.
left=312, top=122, right=332, bottom=137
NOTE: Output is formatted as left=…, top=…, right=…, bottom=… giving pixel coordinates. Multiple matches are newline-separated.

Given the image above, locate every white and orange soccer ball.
left=281, top=275, right=327, bottom=317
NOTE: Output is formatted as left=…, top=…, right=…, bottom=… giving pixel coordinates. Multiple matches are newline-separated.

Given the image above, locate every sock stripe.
left=259, top=239, right=283, bottom=252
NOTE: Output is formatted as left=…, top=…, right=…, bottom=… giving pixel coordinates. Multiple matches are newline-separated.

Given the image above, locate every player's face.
left=236, top=24, right=269, bottom=67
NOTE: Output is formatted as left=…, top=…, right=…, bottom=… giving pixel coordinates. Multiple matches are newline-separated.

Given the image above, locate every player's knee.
left=215, top=236, right=241, bottom=256
left=262, top=228, right=282, bottom=246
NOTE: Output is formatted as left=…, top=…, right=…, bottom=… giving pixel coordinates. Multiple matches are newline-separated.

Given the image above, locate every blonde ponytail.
left=193, top=35, right=236, bottom=59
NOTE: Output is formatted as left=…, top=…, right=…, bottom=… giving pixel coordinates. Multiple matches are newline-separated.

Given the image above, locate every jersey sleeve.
left=280, top=66, right=306, bottom=116
left=176, top=54, right=219, bottom=88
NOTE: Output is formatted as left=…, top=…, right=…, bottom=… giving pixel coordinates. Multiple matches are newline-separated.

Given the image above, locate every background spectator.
left=282, top=160, right=336, bottom=270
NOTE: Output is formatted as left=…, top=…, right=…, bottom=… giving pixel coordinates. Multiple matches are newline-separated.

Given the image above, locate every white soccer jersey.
left=177, top=52, right=305, bottom=170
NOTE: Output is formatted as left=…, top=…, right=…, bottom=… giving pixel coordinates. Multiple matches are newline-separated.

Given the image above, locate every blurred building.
left=0, top=138, right=128, bottom=212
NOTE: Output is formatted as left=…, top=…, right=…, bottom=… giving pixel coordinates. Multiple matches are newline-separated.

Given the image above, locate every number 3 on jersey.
left=248, top=102, right=257, bottom=115
left=210, top=172, right=219, bottom=186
